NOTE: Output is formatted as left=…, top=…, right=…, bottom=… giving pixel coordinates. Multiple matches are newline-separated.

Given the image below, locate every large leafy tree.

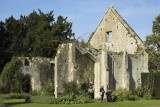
left=0, top=9, right=74, bottom=73
left=145, top=14, right=160, bottom=72
left=0, top=21, right=11, bottom=73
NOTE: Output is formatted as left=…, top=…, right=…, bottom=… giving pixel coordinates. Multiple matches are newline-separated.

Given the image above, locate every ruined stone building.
left=19, top=6, right=149, bottom=99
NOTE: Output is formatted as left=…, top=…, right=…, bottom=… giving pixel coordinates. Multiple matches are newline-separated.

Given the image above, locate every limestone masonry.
left=19, top=6, right=148, bottom=99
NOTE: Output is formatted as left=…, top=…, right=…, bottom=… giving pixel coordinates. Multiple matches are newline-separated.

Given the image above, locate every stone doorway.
left=22, top=74, right=31, bottom=93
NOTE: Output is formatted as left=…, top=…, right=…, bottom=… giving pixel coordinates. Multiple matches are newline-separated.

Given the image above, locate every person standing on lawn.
left=100, top=85, right=105, bottom=103
left=106, top=84, right=112, bottom=102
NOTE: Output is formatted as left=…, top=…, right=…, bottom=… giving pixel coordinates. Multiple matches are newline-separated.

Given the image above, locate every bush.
left=26, top=96, right=56, bottom=104
left=21, top=93, right=31, bottom=99
left=62, top=82, right=78, bottom=96
left=26, top=95, right=76, bottom=104
left=37, top=79, right=54, bottom=96
left=143, top=93, right=152, bottom=100
left=0, top=93, right=31, bottom=100
left=9, top=93, right=21, bottom=99
left=111, top=88, right=132, bottom=102
left=141, top=73, right=160, bottom=99
left=153, top=73, right=160, bottom=99
left=0, top=57, right=22, bottom=93
left=128, top=95, right=139, bottom=101
left=61, top=82, right=94, bottom=104
left=0, top=94, right=11, bottom=100
left=75, top=95, right=94, bottom=104
left=132, top=87, right=144, bottom=98
left=0, top=97, right=5, bottom=107
left=31, top=90, right=38, bottom=96
left=57, top=94, right=76, bottom=104
left=75, top=95, right=87, bottom=104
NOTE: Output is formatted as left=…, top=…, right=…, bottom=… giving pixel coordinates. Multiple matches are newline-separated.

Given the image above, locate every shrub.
left=141, top=73, right=160, bottom=99
left=143, top=93, right=152, bottom=100
left=61, top=82, right=94, bottom=104
left=0, top=57, right=22, bottom=93
left=31, top=90, right=38, bottom=96
left=132, top=87, right=144, bottom=98
left=21, top=93, right=31, bottom=99
left=0, top=93, right=31, bottom=100
left=38, top=79, right=54, bottom=96
left=111, top=88, right=132, bottom=102
left=62, top=82, right=78, bottom=96
left=128, top=95, right=139, bottom=101
left=9, top=93, right=21, bottom=99
left=75, top=95, right=94, bottom=104
left=26, top=96, right=56, bottom=104
left=0, top=94, right=11, bottom=100
left=0, top=97, right=5, bottom=107
left=75, top=95, right=87, bottom=104
left=57, top=94, right=76, bottom=104
left=153, top=73, right=160, bottom=99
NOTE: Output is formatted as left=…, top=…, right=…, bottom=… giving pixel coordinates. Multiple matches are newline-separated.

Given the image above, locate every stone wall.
left=94, top=50, right=148, bottom=98
left=54, top=43, right=76, bottom=97
left=19, top=57, right=54, bottom=91
left=89, top=6, right=144, bottom=54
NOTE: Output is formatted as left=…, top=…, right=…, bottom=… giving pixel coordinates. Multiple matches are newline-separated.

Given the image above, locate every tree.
left=0, top=21, right=11, bottom=74
left=0, top=9, right=74, bottom=74
left=145, top=14, right=160, bottom=72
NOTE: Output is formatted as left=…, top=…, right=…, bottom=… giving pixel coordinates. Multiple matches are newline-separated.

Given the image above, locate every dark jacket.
left=100, top=88, right=105, bottom=96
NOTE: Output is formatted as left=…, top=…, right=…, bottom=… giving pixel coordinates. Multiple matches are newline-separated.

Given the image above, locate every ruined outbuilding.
left=54, top=6, right=148, bottom=98
left=19, top=6, right=148, bottom=99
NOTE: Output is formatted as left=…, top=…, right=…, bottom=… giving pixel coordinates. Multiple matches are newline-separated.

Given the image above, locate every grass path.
left=3, top=99, right=160, bottom=107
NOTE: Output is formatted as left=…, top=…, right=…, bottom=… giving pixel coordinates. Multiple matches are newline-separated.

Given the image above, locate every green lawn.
left=3, top=99, right=160, bottom=107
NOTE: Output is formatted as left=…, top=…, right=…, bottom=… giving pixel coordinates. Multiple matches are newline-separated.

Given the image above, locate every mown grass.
left=3, top=99, right=160, bottom=107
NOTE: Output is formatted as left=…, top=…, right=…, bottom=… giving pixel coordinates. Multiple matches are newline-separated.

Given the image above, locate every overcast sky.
left=0, top=0, right=160, bottom=41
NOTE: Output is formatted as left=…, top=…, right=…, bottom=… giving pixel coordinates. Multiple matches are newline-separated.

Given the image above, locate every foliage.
left=0, top=93, right=31, bottom=100
left=80, top=39, right=88, bottom=48
left=141, top=73, right=154, bottom=98
left=75, top=55, right=94, bottom=84
left=20, top=93, right=31, bottom=99
left=37, top=60, right=51, bottom=83
left=0, top=94, right=11, bottom=100
left=0, top=57, right=22, bottom=93
left=37, top=79, right=54, bottom=96
left=141, top=73, right=160, bottom=99
left=0, top=9, right=74, bottom=74
left=56, top=94, right=76, bottom=104
left=144, top=14, right=160, bottom=72
left=143, top=93, right=152, bottom=100
left=9, top=93, right=21, bottom=99
left=26, top=93, right=94, bottom=104
left=75, top=95, right=87, bottom=104
left=62, top=82, right=78, bottom=96
left=61, top=82, right=94, bottom=104
left=132, top=87, right=144, bottom=98
left=154, top=73, right=160, bottom=99
left=26, top=96, right=56, bottom=104
left=111, top=88, right=132, bottom=101
left=0, top=96, right=5, bottom=107
left=26, top=95, right=76, bottom=104
left=128, top=95, right=139, bottom=101
left=75, top=95, right=94, bottom=104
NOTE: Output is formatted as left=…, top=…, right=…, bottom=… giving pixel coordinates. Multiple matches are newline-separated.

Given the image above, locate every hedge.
left=141, top=73, right=160, bottom=99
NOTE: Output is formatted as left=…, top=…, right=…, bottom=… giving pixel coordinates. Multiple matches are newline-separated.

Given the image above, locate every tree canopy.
left=145, top=14, right=160, bottom=72
left=0, top=9, right=74, bottom=73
